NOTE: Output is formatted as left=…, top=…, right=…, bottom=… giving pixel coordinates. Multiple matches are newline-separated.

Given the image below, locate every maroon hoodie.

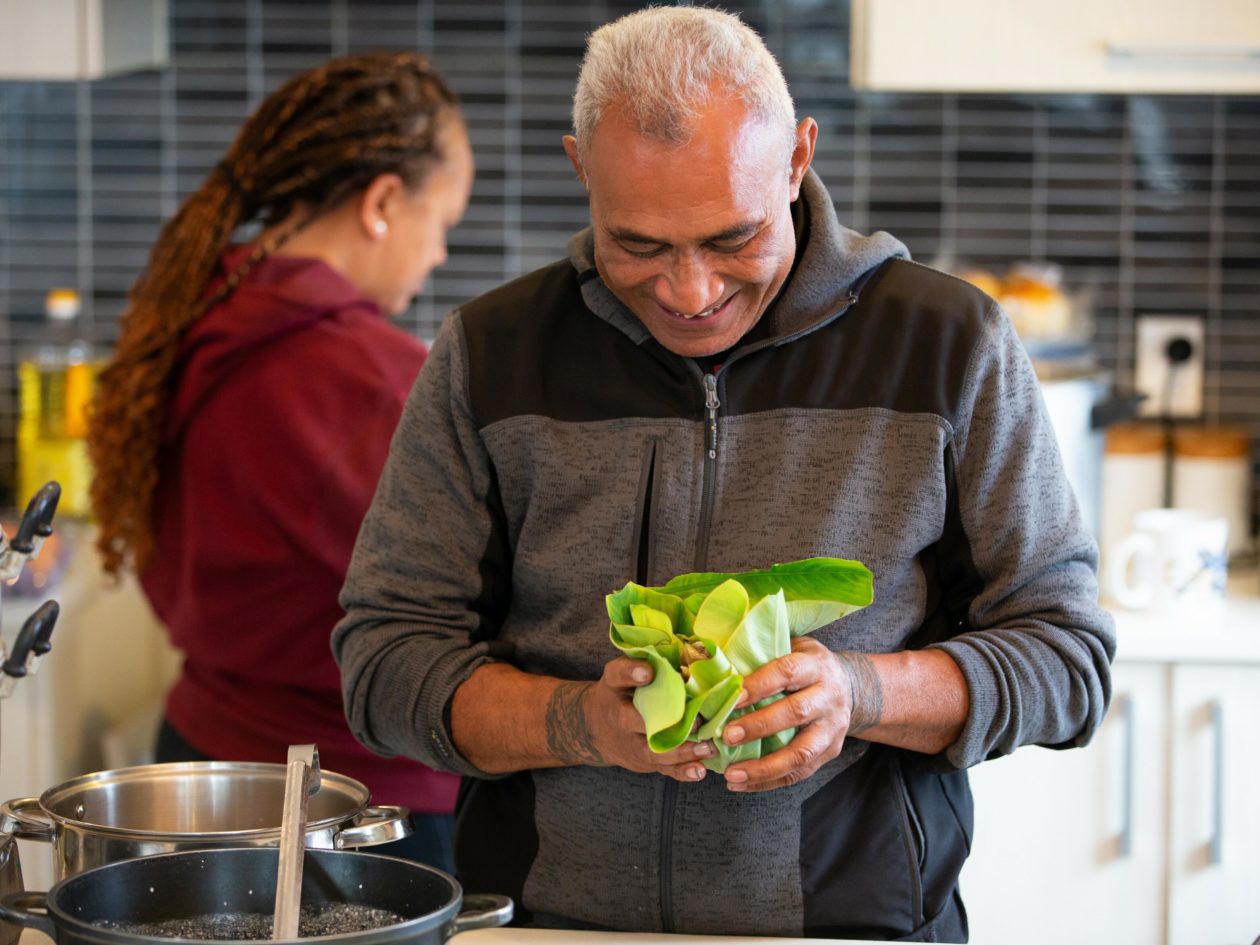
left=143, top=247, right=457, bottom=813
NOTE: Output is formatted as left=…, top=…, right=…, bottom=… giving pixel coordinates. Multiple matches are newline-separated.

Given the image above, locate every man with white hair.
left=336, top=7, right=1113, bottom=940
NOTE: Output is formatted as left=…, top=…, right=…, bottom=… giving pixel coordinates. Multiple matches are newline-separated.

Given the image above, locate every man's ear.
left=787, top=117, right=818, bottom=201
left=562, top=135, right=589, bottom=192
left=359, top=173, right=407, bottom=238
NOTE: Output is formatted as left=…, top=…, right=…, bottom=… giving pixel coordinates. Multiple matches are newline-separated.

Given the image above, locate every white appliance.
left=1039, top=374, right=1109, bottom=538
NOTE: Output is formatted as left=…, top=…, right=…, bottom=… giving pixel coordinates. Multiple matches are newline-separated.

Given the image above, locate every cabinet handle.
left=1117, top=694, right=1134, bottom=858
left=1104, top=42, right=1260, bottom=62
left=1208, top=700, right=1224, bottom=867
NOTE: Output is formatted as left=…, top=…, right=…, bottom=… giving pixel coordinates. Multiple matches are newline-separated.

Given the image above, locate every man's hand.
left=454, top=642, right=962, bottom=779
left=544, top=655, right=715, bottom=782
left=719, top=637, right=884, bottom=793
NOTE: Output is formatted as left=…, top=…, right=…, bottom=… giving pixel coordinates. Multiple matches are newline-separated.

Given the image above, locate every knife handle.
left=11, top=482, right=61, bottom=556
left=2, top=601, right=60, bottom=678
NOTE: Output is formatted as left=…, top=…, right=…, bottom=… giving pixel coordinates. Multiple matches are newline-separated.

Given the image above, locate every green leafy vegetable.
left=606, top=556, right=873, bottom=772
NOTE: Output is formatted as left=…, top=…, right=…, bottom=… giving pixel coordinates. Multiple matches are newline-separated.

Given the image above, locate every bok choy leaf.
left=605, top=556, right=873, bottom=772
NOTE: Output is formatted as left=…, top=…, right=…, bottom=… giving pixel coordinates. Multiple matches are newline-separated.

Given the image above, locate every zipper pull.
left=703, top=372, right=720, bottom=460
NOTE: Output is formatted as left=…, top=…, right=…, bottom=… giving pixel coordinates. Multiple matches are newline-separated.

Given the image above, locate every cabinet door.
left=961, top=663, right=1167, bottom=945
left=0, top=0, right=167, bottom=80
left=850, top=0, right=1260, bottom=94
left=1167, top=665, right=1260, bottom=945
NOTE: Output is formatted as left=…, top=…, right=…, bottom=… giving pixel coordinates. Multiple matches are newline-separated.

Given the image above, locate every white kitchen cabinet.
left=850, top=0, right=1260, bottom=94
left=1166, top=665, right=1260, bottom=945
left=961, top=592, right=1260, bottom=945
left=0, top=0, right=168, bottom=81
left=962, top=663, right=1169, bottom=945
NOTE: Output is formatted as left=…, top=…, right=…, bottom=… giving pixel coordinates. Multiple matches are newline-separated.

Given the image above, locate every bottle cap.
left=45, top=289, right=81, bottom=320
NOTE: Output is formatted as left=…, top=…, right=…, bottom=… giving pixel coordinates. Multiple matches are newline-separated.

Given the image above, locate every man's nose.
left=654, top=255, right=723, bottom=316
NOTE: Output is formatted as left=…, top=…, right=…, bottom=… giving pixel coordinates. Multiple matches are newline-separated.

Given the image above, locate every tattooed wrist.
left=835, top=651, right=884, bottom=735
left=545, top=681, right=608, bottom=767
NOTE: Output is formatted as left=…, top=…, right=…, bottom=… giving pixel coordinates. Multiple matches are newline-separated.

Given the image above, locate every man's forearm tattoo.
left=544, top=682, right=608, bottom=767
left=836, top=651, right=884, bottom=735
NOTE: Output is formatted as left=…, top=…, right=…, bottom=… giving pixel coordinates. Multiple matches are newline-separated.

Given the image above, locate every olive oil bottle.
left=17, top=289, right=99, bottom=518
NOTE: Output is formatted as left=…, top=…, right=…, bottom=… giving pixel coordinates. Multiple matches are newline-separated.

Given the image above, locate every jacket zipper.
left=659, top=780, right=678, bottom=933
left=704, top=372, right=720, bottom=458
left=693, top=370, right=721, bottom=571
left=660, top=368, right=722, bottom=934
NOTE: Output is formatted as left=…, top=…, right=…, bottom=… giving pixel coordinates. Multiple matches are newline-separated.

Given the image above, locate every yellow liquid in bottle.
left=17, top=359, right=98, bottom=518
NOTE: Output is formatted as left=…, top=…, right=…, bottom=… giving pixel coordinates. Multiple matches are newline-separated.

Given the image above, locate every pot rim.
left=44, top=848, right=462, bottom=944
left=36, top=762, right=371, bottom=840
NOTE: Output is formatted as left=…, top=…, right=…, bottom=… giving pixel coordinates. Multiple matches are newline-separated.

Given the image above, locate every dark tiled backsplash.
left=1, top=0, right=1257, bottom=538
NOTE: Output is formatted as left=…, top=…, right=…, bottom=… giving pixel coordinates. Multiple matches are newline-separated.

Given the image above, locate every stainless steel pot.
left=0, top=847, right=512, bottom=944
left=0, top=762, right=410, bottom=880
left=0, top=835, right=21, bottom=945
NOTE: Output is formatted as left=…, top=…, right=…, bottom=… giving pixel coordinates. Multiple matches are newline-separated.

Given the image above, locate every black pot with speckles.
left=0, top=848, right=511, bottom=944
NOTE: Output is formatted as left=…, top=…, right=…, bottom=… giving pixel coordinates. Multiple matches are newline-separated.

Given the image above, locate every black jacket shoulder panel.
left=729, top=259, right=995, bottom=427
left=459, top=257, right=996, bottom=431
left=459, top=260, right=700, bottom=428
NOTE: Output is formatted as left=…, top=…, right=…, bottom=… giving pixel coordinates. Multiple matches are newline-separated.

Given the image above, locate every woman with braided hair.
left=86, top=51, right=473, bottom=872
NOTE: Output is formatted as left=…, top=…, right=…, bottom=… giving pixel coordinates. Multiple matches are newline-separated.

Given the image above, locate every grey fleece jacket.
left=334, top=170, right=1115, bottom=941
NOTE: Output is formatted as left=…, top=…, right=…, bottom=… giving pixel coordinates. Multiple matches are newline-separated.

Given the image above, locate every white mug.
left=1105, top=508, right=1229, bottom=610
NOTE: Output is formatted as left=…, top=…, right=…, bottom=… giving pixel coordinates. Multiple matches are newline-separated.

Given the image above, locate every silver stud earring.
left=373, top=220, right=388, bottom=236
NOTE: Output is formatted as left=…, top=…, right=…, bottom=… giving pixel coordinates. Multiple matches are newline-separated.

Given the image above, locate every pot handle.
left=331, top=805, right=412, bottom=849
left=449, top=894, right=514, bottom=935
left=0, top=890, right=57, bottom=938
left=0, top=799, right=54, bottom=843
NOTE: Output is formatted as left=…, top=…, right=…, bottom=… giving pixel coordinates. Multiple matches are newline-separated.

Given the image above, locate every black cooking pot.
left=0, top=848, right=511, bottom=944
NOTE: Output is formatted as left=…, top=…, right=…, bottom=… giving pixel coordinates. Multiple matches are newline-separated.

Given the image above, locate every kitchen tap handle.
left=2, top=601, right=60, bottom=678
left=11, top=482, right=61, bottom=556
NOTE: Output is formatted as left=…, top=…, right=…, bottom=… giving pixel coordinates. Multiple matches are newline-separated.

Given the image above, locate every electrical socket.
left=1134, top=314, right=1205, bottom=418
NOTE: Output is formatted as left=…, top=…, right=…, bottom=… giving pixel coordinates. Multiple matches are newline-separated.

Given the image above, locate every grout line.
left=246, top=0, right=264, bottom=109
left=1206, top=96, right=1225, bottom=423
left=1116, top=99, right=1137, bottom=393
left=414, top=0, right=435, bottom=336
left=852, top=92, right=870, bottom=235
left=940, top=93, right=958, bottom=265
left=332, top=0, right=348, bottom=56
left=1030, top=101, right=1048, bottom=264
left=76, top=79, right=94, bottom=335
left=503, top=0, right=524, bottom=283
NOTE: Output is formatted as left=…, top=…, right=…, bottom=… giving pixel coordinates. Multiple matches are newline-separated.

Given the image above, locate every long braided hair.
left=88, top=52, right=460, bottom=577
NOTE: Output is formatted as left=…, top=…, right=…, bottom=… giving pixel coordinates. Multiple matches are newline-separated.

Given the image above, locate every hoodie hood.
left=566, top=168, right=910, bottom=349
left=163, top=247, right=380, bottom=442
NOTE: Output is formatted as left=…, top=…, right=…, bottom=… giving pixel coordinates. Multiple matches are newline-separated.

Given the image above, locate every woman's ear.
left=358, top=173, right=407, bottom=239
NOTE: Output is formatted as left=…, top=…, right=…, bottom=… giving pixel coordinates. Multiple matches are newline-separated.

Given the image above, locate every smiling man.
left=335, top=7, right=1114, bottom=941
left=566, top=94, right=806, bottom=358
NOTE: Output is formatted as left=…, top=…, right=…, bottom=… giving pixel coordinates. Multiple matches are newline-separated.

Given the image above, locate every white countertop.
left=1109, top=568, right=1260, bottom=664
left=464, top=930, right=877, bottom=945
